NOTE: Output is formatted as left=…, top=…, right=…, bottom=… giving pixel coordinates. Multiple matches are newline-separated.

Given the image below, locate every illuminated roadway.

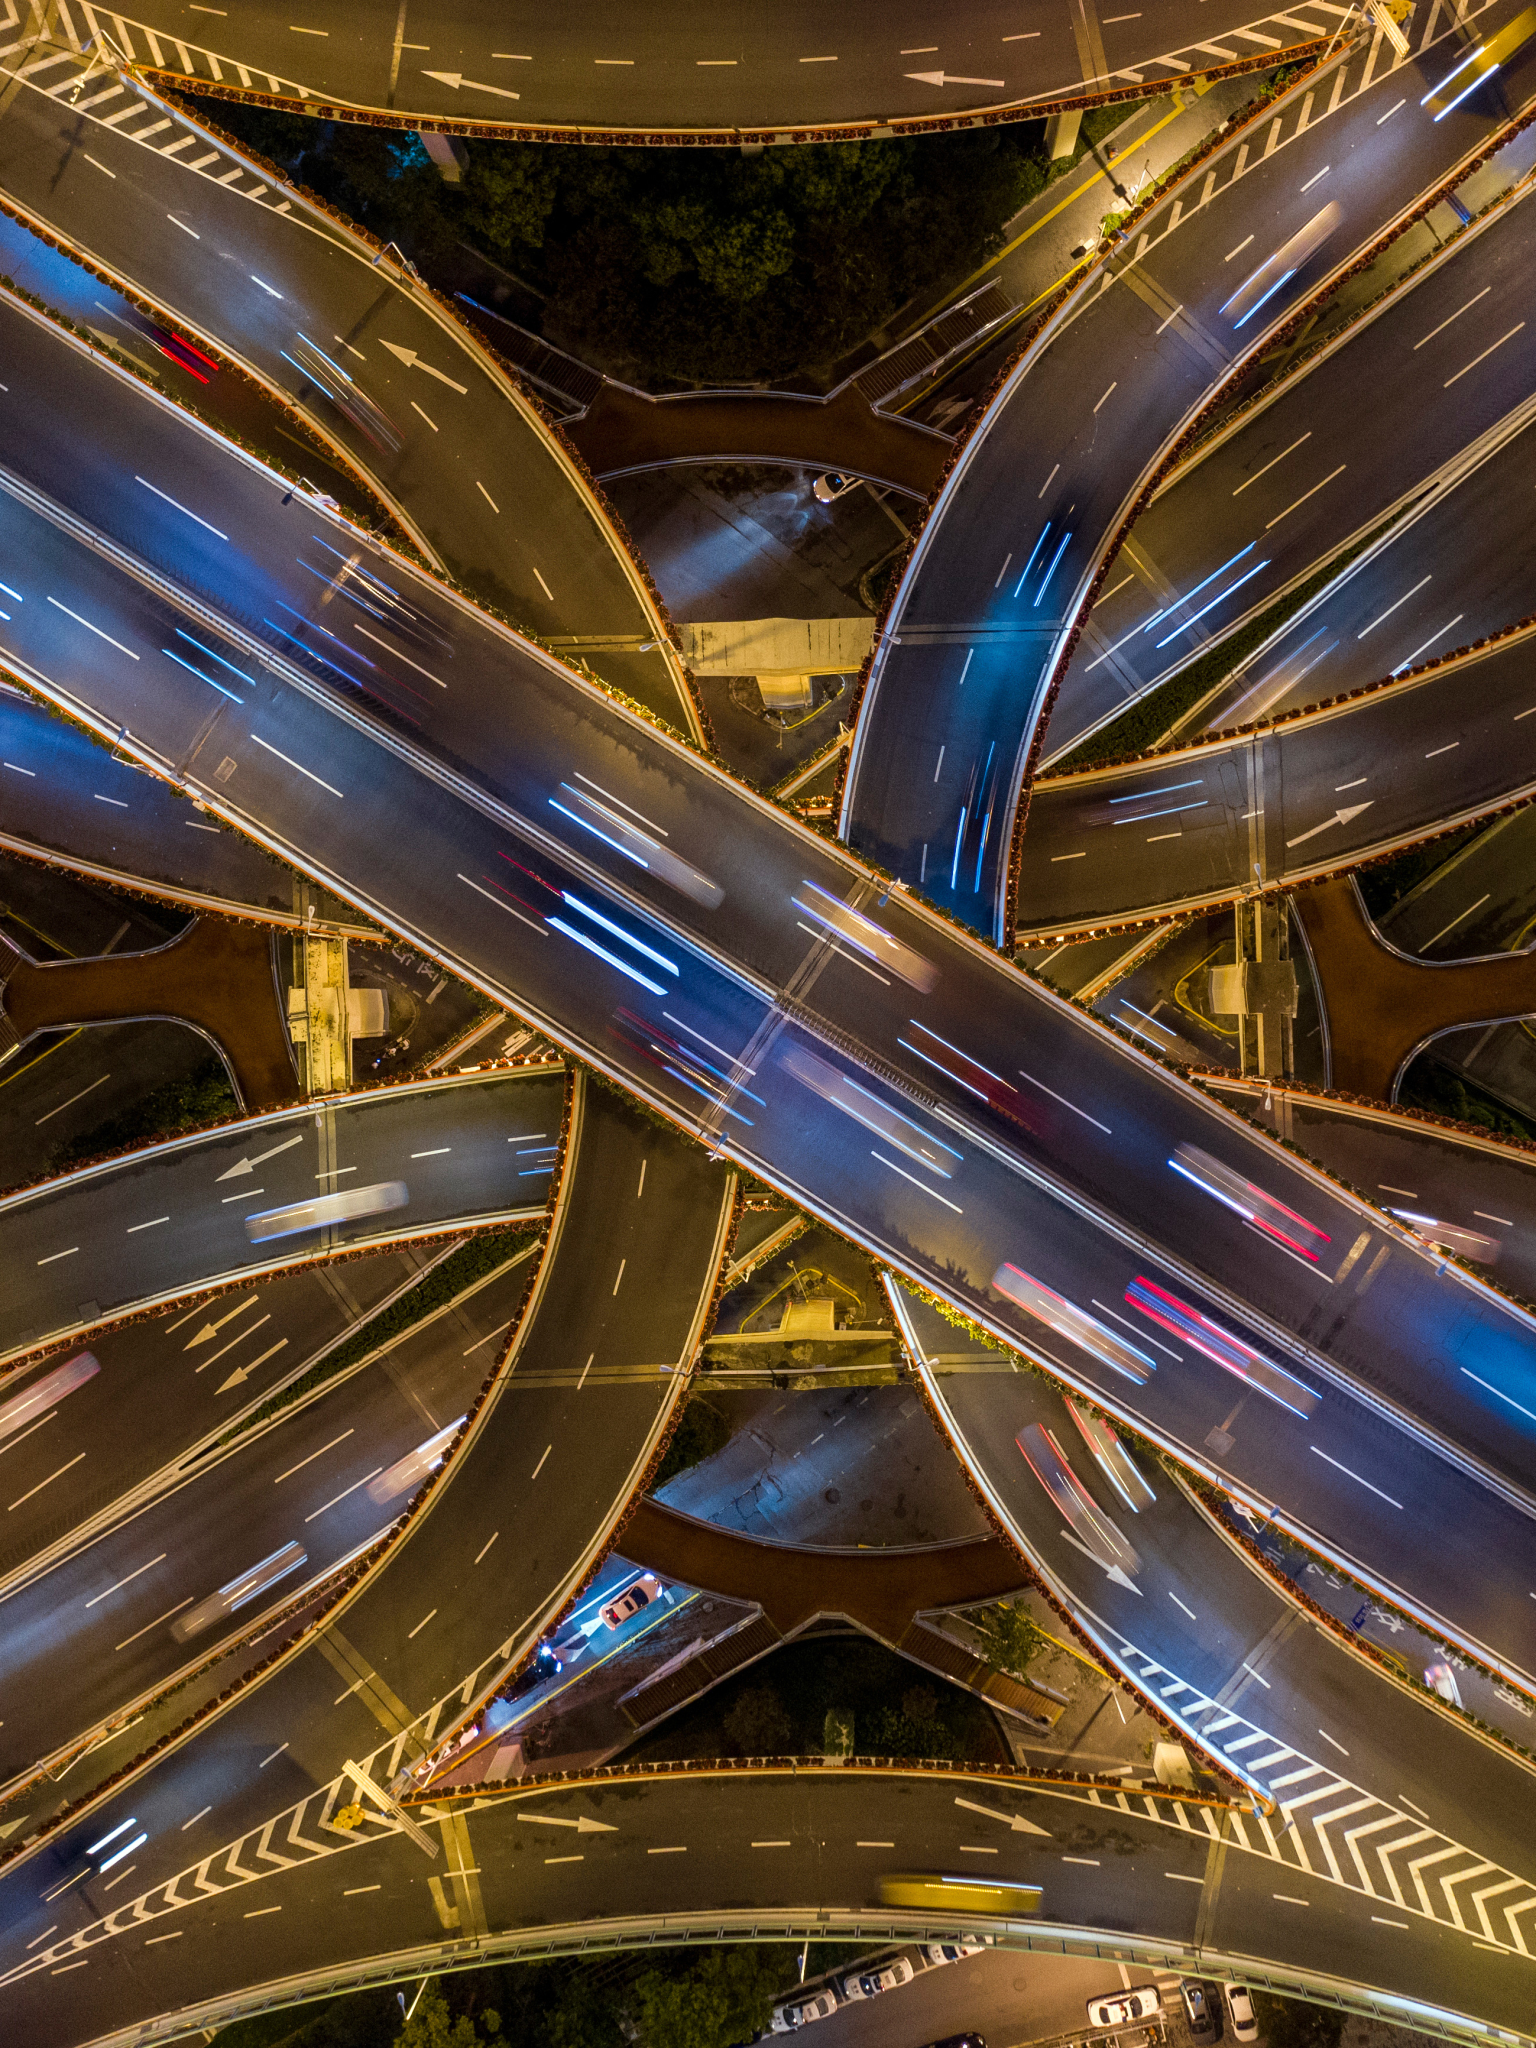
left=5, top=7, right=1536, bottom=2035
left=51, top=0, right=1333, bottom=137
left=8, top=268, right=1536, bottom=1706
left=838, top=4, right=1535, bottom=942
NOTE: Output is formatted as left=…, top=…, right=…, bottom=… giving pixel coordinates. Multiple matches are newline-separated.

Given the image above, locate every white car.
left=812, top=471, right=860, bottom=504
left=842, top=1956, right=915, bottom=2000
left=1227, top=1986, right=1259, bottom=2042
left=771, top=1988, right=839, bottom=2031
left=599, top=1574, right=662, bottom=1630
left=1086, top=1987, right=1161, bottom=2027
left=922, top=1936, right=985, bottom=1966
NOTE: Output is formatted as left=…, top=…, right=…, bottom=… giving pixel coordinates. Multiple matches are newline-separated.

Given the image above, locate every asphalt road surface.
left=0, top=1069, right=560, bottom=1366
left=4, top=1765, right=1531, bottom=2045
left=0, top=1088, right=737, bottom=2044
left=1014, top=622, right=1536, bottom=933
left=840, top=2, right=1536, bottom=939
left=12, top=288, right=1536, bottom=1677
left=61, top=0, right=1335, bottom=134
left=1045, top=166, right=1536, bottom=759
left=0, top=79, right=694, bottom=728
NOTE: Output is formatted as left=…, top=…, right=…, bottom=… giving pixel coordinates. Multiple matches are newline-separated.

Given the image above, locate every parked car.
left=1226, top=1985, right=1258, bottom=2042
left=841, top=1955, right=915, bottom=1999
left=599, top=1574, right=661, bottom=1629
left=1087, top=1985, right=1161, bottom=2026
left=771, top=1988, right=839, bottom=2031
left=922, top=1935, right=985, bottom=1966
left=1181, top=1980, right=1221, bottom=2043
left=812, top=471, right=860, bottom=503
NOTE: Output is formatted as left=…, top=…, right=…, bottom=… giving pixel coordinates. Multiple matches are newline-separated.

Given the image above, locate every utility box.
left=1210, top=899, right=1298, bottom=1079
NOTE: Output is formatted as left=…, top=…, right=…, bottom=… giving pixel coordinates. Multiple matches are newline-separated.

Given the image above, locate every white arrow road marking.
left=184, top=1297, right=262, bottom=1348
left=1285, top=800, right=1373, bottom=848
left=422, top=69, right=521, bottom=100
left=954, top=1795, right=1051, bottom=1836
left=378, top=339, right=470, bottom=394
left=215, top=1131, right=306, bottom=1183
left=904, top=69, right=1006, bottom=84
left=516, top=1812, right=618, bottom=1833
left=1059, top=1527, right=1142, bottom=1592
left=216, top=1340, right=288, bottom=1394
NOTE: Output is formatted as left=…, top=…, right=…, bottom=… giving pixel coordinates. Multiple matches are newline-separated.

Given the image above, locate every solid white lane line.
left=34, top=1073, right=111, bottom=1125
left=407, top=1608, right=437, bottom=1638
left=1318, top=1728, right=1349, bottom=1755
left=126, top=1216, right=170, bottom=1233
left=45, top=595, right=140, bottom=657
left=304, top=1467, right=384, bottom=1522
left=1357, top=576, right=1430, bottom=637
left=1017, top=1065, right=1111, bottom=1134
left=1165, top=1871, right=1204, bottom=1883
left=84, top=1552, right=165, bottom=1604
left=9, top=1452, right=86, bottom=1512
left=1264, top=464, right=1345, bottom=529
left=249, top=733, right=344, bottom=797
left=1424, top=741, right=1459, bottom=758
left=135, top=476, right=228, bottom=540
left=274, top=1429, right=353, bottom=1483
left=1170, top=1592, right=1197, bottom=1620
left=1232, top=431, right=1311, bottom=496
left=456, top=872, right=546, bottom=935
left=114, top=1598, right=193, bottom=1650
left=532, top=1444, right=552, bottom=1480
left=1310, top=1444, right=1403, bottom=1507
left=1444, top=322, right=1524, bottom=387
left=871, top=1150, right=962, bottom=1212
left=475, top=1531, right=499, bottom=1563
left=1413, top=285, right=1490, bottom=349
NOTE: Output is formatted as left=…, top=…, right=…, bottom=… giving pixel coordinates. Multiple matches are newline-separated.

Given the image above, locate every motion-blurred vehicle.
left=922, top=1935, right=985, bottom=1966
left=1387, top=1211, right=1499, bottom=1264
left=504, top=1639, right=564, bottom=1700
left=285, top=331, right=403, bottom=451
left=1181, top=1979, right=1221, bottom=2042
left=600, top=1573, right=662, bottom=1629
left=550, top=777, right=723, bottom=907
left=1421, top=5, right=1536, bottom=117
left=1016, top=1422, right=1140, bottom=1579
left=172, top=1540, right=307, bottom=1641
left=245, top=1179, right=408, bottom=1243
left=812, top=471, right=860, bottom=503
left=611, top=1008, right=760, bottom=1129
left=880, top=1873, right=1041, bottom=1913
left=1226, top=1986, right=1258, bottom=2042
left=1124, top=1277, right=1321, bottom=1418
left=841, top=1955, right=915, bottom=2000
left=368, top=1417, right=464, bottom=1505
left=1220, top=202, right=1341, bottom=326
left=1087, top=1986, right=1161, bottom=2025
left=898, top=1020, right=1046, bottom=1139
left=771, top=1987, right=840, bottom=2030
left=1425, top=1660, right=1464, bottom=1707
left=792, top=878, right=937, bottom=990
left=782, top=1040, right=960, bottom=1178
left=1170, top=1143, right=1331, bottom=1263
left=0, top=1350, right=98, bottom=1442
left=1065, top=1399, right=1156, bottom=1511
left=995, top=1265, right=1157, bottom=1387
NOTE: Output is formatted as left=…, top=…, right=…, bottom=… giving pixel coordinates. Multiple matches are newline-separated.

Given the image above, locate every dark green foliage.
left=968, top=1597, right=1048, bottom=1677
left=190, top=103, right=1052, bottom=386
left=397, top=1984, right=506, bottom=2047
left=226, top=1225, right=536, bottom=1440
left=1399, top=1059, right=1536, bottom=1145
left=209, top=1987, right=403, bottom=2047
left=47, top=1050, right=236, bottom=1173
left=625, top=1634, right=1010, bottom=1764
left=628, top=1946, right=788, bottom=2048
left=1250, top=1991, right=1346, bottom=2048
left=650, top=1392, right=731, bottom=1489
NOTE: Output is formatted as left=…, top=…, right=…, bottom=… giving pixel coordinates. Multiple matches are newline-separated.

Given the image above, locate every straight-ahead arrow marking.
left=515, top=1812, right=617, bottom=1833
left=217, top=1339, right=288, bottom=1394
left=422, top=69, right=521, bottom=101
left=215, top=1131, right=306, bottom=1183
left=1285, top=800, right=1373, bottom=849
left=954, top=1795, right=1052, bottom=1836
left=904, top=69, right=1006, bottom=85
left=1060, top=1526, right=1143, bottom=1593
left=379, top=338, right=470, bottom=394
left=185, top=1296, right=262, bottom=1348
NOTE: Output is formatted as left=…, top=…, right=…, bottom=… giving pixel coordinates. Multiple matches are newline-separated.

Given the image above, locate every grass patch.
left=47, top=1051, right=237, bottom=1175
left=650, top=1392, right=732, bottom=1491
left=1053, top=536, right=1377, bottom=774
left=217, top=1225, right=538, bottom=1446
left=621, top=1634, right=1010, bottom=1766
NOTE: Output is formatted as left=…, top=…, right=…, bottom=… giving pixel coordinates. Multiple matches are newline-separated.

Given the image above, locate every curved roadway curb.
left=0, top=1069, right=579, bottom=1883
left=137, top=48, right=1307, bottom=149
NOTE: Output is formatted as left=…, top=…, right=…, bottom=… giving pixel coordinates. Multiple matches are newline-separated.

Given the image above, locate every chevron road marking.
left=1091, top=1616, right=1536, bottom=1956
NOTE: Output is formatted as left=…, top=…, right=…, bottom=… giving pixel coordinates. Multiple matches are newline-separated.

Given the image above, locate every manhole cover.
left=824, top=1487, right=840, bottom=1503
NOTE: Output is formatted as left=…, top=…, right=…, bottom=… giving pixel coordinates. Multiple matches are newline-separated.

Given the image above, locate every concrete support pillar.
left=417, top=131, right=467, bottom=182
left=1045, top=109, right=1082, bottom=159
left=1209, top=898, right=1299, bottom=1080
